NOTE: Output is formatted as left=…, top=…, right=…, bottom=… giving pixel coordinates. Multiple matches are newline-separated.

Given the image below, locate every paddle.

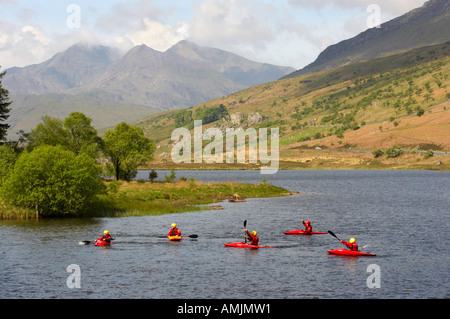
left=244, top=220, right=247, bottom=243
left=161, top=234, right=198, bottom=239
left=329, top=231, right=351, bottom=249
left=181, top=234, right=198, bottom=238
left=328, top=230, right=342, bottom=243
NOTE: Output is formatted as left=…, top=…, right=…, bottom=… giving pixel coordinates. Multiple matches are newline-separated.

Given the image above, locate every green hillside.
left=8, top=94, right=158, bottom=134
left=134, top=42, right=450, bottom=170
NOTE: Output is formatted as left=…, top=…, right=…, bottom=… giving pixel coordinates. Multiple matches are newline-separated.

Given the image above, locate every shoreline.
left=142, top=155, right=450, bottom=171
left=0, top=179, right=292, bottom=220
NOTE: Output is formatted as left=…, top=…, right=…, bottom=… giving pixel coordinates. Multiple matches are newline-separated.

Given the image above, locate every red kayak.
left=327, top=249, right=375, bottom=257
left=283, top=229, right=328, bottom=235
left=94, top=240, right=112, bottom=246
left=224, top=242, right=275, bottom=249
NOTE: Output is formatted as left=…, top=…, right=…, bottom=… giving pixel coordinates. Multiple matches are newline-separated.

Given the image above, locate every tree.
left=103, top=122, right=155, bottom=181
left=0, top=144, right=19, bottom=185
left=26, top=115, right=69, bottom=151
left=0, top=68, right=12, bottom=142
left=149, top=169, right=158, bottom=183
left=1, top=145, right=105, bottom=217
left=64, top=112, right=103, bottom=157
left=26, top=113, right=102, bottom=158
left=164, top=169, right=176, bottom=182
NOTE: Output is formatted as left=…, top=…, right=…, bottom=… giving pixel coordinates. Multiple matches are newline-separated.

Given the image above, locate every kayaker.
left=97, top=230, right=112, bottom=243
left=301, top=219, right=312, bottom=234
left=341, top=238, right=358, bottom=251
left=168, top=223, right=181, bottom=237
left=245, top=229, right=259, bottom=245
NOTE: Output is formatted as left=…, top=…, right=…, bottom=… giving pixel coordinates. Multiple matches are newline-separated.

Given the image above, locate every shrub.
left=1, top=145, right=105, bottom=217
left=195, top=104, right=228, bottom=124
left=424, top=150, right=434, bottom=159
left=372, top=149, right=384, bottom=158
left=164, top=169, right=176, bottom=182
left=385, top=146, right=403, bottom=158
left=416, top=107, right=425, bottom=117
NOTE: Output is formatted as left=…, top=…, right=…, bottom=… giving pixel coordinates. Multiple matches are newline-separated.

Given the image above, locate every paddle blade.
left=243, top=220, right=247, bottom=243
left=328, top=230, right=340, bottom=241
left=188, top=234, right=198, bottom=238
left=79, top=241, right=91, bottom=245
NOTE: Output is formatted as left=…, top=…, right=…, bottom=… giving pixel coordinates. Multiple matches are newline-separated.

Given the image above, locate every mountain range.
left=4, top=40, right=295, bottom=133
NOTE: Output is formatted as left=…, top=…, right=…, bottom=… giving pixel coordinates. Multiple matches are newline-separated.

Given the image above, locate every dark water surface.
left=1, top=170, right=448, bottom=299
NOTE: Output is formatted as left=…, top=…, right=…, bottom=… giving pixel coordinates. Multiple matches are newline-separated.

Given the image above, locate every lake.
left=0, top=170, right=448, bottom=301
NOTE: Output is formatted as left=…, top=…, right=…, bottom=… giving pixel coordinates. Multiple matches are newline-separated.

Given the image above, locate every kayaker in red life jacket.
left=301, top=219, right=312, bottom=234
left=245, top=229, right=259, bottom=245
left=168, top=223, right=181, bottom=237
left=97, top=230, right=112, bottom=243
left=341, top=238, right=358, bottom=251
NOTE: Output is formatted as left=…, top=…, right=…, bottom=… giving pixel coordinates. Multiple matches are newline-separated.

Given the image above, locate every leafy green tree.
left=64, top=112, right=103, bottom=157
left=0, top=68, right=12, bottom=142
left=149, top=169, right=158, bottom=183
left=174, top=110, right=193, bottom=127
left=1, top=145, right=105, bottom=217
left=26, top=113, right=102, bottom=158
left=103, top=122, right=155, bottom=181
left=26, top=115, right=69, bottom=151
left=0, top=144, right=19, bottom=185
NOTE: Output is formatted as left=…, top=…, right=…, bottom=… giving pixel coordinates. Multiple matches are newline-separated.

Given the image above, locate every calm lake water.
left=0, top=170, right=448, bottom=300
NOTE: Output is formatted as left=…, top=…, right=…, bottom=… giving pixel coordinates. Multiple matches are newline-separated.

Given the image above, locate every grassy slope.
left=86, top=180, right=290, bottom=218
left=135, top=42, right=450, bottom=171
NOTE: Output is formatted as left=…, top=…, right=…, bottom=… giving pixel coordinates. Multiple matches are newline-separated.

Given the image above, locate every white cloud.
left=95, top=0, right=189, bottom=52
left=189, top=0, right=274, bottom=50
left=123, top=18, right=189, bottom=51
left=287, top=0, right=428, bottom=16
left=0, top=22, right=52, bottom=68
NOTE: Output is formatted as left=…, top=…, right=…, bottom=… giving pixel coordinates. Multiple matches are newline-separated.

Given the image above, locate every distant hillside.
left=284, top=0, right=450, bottom=78
left=169, top=40, right=294, bottom=87
left=4, top=41, right=294, bottom=134
left=7, top=95, right=158, bottom=134
left=133, top=42, right=450, bottom=170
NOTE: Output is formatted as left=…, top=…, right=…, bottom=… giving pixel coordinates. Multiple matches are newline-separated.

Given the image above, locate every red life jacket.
left=302, top=221, right=312, bottom=233
left=98, top=234, right=112, bottom=243
left=168, top=228, right=181, bottom=237
left=246, top=231, right=259, bottom=245
left=342, top=241, right=358, bottom=251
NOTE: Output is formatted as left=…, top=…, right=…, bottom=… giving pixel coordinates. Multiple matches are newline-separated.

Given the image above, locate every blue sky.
left=0, top=0, right=427, bottom=69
